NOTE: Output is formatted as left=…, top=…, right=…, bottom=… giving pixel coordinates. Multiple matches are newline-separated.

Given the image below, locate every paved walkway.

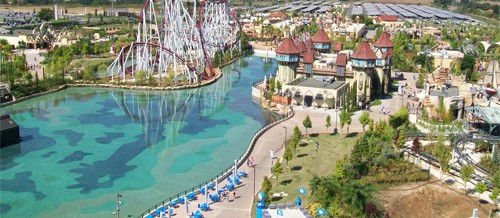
left=149, top=80, right=415, bottom=217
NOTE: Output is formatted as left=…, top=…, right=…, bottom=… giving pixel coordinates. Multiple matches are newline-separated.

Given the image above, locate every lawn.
left=267, top=133, right=359, bottom=206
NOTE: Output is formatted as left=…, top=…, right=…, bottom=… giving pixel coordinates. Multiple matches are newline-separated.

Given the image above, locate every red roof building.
left=305, top=38, right=314, bottom=51
left=268, top=12, right=288, bottom=21
left=298, top=41, right=307, bottom=55
left=311, top=28, right=331, bottom=44
left=303, top=52, right=314, bottom=64
left=333, top=41, right=343, bottom=52
left=373, top=32, right=394, bottom=48
left=374, top=16, right=399, bottom=23
left=275, top=38, right=301, bottom=55
left=351, top=41, right=377, bottom=60
left=336, top=53, right=347, bottom=67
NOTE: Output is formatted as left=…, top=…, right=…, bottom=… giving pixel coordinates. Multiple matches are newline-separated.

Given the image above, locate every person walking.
left=233, top=190, right=236, bottom=201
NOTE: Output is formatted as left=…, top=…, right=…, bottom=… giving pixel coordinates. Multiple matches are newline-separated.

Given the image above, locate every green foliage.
left=388, top=107, right=409, bottom=129
left=289, top=125, right=301, bottom=153
left=261, top=176, right=272, bottom=205
left=371, top=98, right=382, bottom=106
left=490, top=187, right=500, bottom=204
left=475, top=182, right=487, bottom=195
left=37, top=8, right=53, bottom=21
left=276, top=80, right=282, bottom=93
left=135, top=70, right=148, bottom=86
left=413, top=54, right=434, bottom=72
left=283, top=146, right=293, bottom=168
left=461, top=54, right=477, bottom=82
left=272, top=161, right=283, bottom=185
left=358, top=112, right=371, bottom=131
left=302, top=115, right=312, bottom=135
left=339, top=109, right=352, bottom=138
left=306, top=16, right=319, bottom=36
left=268, top=76, right=276, bottom=94
left=461, top=164, right=474, bottom=193
left=325, top=115, right=331, bottom=131
left=479, top=155, right=500, bottom=172
left=396, top=129, right=405, bottom=149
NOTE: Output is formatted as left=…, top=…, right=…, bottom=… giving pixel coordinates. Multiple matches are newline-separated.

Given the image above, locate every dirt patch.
left=376, top=180, right=497, bottom=218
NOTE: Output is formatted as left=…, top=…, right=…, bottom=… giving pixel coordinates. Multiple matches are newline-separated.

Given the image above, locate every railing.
left=137, top=107, right=295, bottom=218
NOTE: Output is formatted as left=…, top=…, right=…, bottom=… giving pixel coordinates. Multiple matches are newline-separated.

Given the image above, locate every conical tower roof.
left=373, top=32, right=394, bottom=48
left=352, top=41, right=377, bottom=60
left=311, top=28, right=331, bottom=44
left=275, top=38, right=301, bottom=55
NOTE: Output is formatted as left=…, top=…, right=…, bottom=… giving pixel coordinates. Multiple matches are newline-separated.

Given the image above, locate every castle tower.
left=351, top=41, right=377, bottom=103
left=311, top=27, right=331, bottom=53
left=373, top=32, right=394, bottom=95
left=275, top=34, right=301, bottom=85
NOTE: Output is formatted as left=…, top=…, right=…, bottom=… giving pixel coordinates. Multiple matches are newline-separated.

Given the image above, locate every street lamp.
left=470, top=85, right=477, bottom=106
left=113, top=193, right=123, bottom=218
left=282, top=126, right=287, bottom=149
left=315, top=142, right=319, bottom=173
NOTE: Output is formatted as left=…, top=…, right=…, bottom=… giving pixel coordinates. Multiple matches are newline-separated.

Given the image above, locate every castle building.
left=270, top=31, right=395, bottom=109
left=311, top=28, right=331, bottom=53
left=275, top=34, right=301, bottom=85
left=351, top=41, right=378, bottom=103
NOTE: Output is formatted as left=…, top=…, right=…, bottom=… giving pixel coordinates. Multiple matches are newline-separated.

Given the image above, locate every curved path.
left=155, top=106, right=384, bottom=217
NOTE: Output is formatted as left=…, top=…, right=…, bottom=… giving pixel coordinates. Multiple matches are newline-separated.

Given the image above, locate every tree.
left=276, top=80, right=282, bottom=93
left=339, top=109, right=352, bottom=139
left=283, top=146, right=293, bottom=171
left=342, top=182, right=376, bottom=215
left=303, top=115, right=312, bottom=137
left=396, top=129, right=405, bottom=149
left=489, top=187, right=499, bottom=205
left=461, top=164, right=474, bottom=194
left=358, top=112, right=371, bottom=131
left=290, top=125, right=301, bottom=153
left=388, top=107, right=409, bottom=129
left=475, top=182, right=487, bottom=198
left=37, top=8, right=54, bottom=21
left=261, top=176, right=273, bottom=205
left=325, top=115, right=332, bottom=132
left=272, top=161, right=283, bottom=185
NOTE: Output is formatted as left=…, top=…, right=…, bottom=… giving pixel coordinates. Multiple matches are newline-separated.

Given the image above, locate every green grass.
left=371, top=99, right=382, bottom=106
left=267, top=133, right=359, bottom=206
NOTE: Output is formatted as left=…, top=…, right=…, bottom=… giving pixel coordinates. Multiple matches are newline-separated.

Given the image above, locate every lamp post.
left=282, top=126, right=287, bottom=148
left=315, top=142, right=319, bottom=173
left=470, top=85, right=477, bottom=106
left=334, top=107, right=339, bottom=134
left=113, top=193, right=123, bottom=218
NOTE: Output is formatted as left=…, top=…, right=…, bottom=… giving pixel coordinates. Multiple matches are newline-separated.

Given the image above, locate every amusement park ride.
left=107, top=0, right=241, bottom=84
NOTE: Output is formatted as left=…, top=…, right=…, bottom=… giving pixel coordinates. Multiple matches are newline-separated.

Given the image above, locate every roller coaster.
left=107, top=0, right=241, bottom=84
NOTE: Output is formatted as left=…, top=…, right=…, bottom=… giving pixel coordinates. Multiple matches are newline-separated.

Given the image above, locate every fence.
left=137, top=107, right=295, bottom=218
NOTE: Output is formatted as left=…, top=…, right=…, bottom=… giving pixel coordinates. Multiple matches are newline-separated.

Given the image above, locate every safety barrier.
left=138, top=107, right=294, bottom=217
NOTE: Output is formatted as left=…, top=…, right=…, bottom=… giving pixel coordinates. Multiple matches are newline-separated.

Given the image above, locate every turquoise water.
left=0, top=56, right=279, bottom=217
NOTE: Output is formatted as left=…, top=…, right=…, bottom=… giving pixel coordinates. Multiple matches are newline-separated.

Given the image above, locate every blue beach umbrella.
left=317, top=208, right=327, bottom=216
left=298, top=188, right=307, bottom=194
left=258, top=192, right=265, bottom=201
left=277, top=209, right=284, bottom=216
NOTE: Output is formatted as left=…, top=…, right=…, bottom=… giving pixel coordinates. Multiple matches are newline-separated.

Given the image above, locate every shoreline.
left=0, top=53, right=247, bottom=108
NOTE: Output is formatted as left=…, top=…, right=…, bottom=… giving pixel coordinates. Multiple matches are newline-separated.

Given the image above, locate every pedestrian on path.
left=233, top=190, right=236, bottom=201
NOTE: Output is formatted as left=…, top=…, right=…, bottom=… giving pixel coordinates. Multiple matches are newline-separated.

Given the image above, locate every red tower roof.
left=303, top=52, right=314, bottom=64
left=352, top=41, right=377, bottom=60
left=373, top=32, right=394, bottom=48
left=333, top=41, right=343, bottom=51
left=305, top=38, right=314, bottom=51
left=298, top=41, right=307, bottom=53
left=275, top=38, right=301, bottom=55
left=336, top=53, right=347, bottom=67
left=311, top=28, right=331, bottom=44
